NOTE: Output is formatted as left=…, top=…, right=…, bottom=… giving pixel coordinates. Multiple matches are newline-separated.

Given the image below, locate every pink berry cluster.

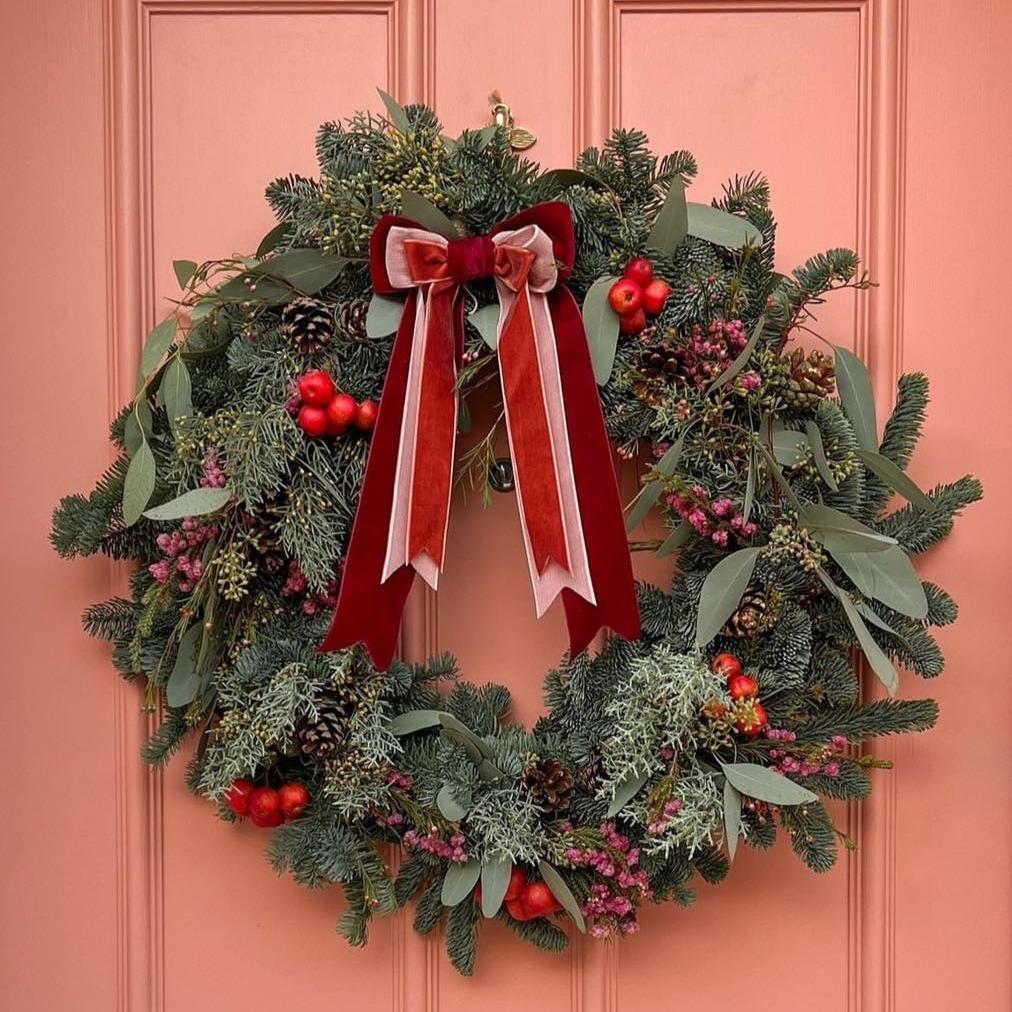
left=148, top=517, right=217, bottom=592
left=673, top=318, right=754, bottom=390
left=647, top=798, right=684, bottom=836
left=766, top=728, right=848, bottom=778
left=199, top=446, right=227, bottom=488
left=564, top=821, right=651, bottom=938
left=281, top=560, right=339, bottom=615
left=666, top=484, right=758, bottom=547
left=371, top=769, right=414, bottom=828
left=403, top=827, right=468, bottom=863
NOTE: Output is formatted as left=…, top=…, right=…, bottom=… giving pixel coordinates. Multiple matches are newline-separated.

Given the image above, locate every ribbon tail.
left=550, top=286, right=641, bottom=656
left=319, top=292, right=420, bottom=669
left=498, top=284, right=594, bottom=617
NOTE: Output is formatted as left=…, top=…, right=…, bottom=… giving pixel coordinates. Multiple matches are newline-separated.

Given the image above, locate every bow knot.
left=447, top=235, right=497, bottom=282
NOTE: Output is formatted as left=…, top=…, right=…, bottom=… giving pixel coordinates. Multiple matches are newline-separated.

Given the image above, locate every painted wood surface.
left=1, top=2, right=1008, bottom=1008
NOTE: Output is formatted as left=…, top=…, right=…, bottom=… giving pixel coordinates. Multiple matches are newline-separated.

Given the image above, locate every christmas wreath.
left=53, top=92, right=981, bottom=975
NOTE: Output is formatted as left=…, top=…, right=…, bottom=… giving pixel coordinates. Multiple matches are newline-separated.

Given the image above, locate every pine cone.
left=786, top=349, right=835, bottom=408
left=336, top=298, right=369, bottom=343
left=575, top=755, right=602, bottom=792
left=294, top=692, right=356, bottom=758
left=523, top=757, right=575, bottom=814
left=638, top=346, right=679, bottom=381
left=252, top=528, right=286, bottom=575
left=282, top=297, right=333, bottom=356
left=724, top=589, right=769, bottom=639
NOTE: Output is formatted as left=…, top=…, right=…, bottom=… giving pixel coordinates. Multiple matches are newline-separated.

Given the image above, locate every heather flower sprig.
left=553, top=821, right=651, bottom=938
left=664, top=477, right=758, bottom=547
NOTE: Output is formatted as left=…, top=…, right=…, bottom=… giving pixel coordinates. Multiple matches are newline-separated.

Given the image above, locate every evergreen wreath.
left=52, top=92, right=981, bottom=975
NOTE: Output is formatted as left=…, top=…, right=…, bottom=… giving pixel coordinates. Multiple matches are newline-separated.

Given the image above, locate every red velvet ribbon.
left=320, top=202, right=640, bottom=669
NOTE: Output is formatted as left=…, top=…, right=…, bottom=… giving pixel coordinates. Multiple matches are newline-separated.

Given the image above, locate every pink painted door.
left=3, top=1, right=1009, bottom=1010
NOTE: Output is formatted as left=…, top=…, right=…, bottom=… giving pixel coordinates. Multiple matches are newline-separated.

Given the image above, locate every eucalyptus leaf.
left=772, top=428, right=807, bottom=467
left=804, top=420, right=839, bottom=490
left=124, top=400, right=152, bottom=458
left=647, top=178, right=688, bottom=255
left=139, top=318, right=178, bottom=378
left=625, top=480, right=663, bottom=532
left=707, top=314, right=765, bottom=393
left=215, top=272, right=293, bottom=305
left=366, top=293, right=406, bottom=338
left=173, top=260, right=198, bottom=289
left=829, top=544, right=928, bottom=619
left=441, top=729, right=484, bottom=765
left=538, top=168, right=609, bottom=192
left=439, top=712, right=495, bottom=760
left=721, top=762, right=817, bottom=805
left=190, top=297, right=217, bottom=323
left=476, top=759, right=503, bottom=783
left=257, top=248, right=346, bottom=294
left=538, top=861, right=586, bottom=933
left=480, top=859, right=512, bottom=918
left=472, top=124, right=499, bottom=149
left=437, top=784, right=471, bottom=821
left=582, top=276, right=621, bottom=385
left=818, top=570, right=899, bottom=694
left=468, top=304, right=501, bottom=350
left=143, top=487, right=231, bottom=522
left=160, top=357, right=192, bottom=434
left=855, top=599, right=904, bottom=636
left=855, top=448, right=933, bottom=511
left=742, top=450, right=757, bottom=522
left=255, top=221, right=291, bottom=258
left=756, top=444, right=803, bottom=511
left=695, top=547, right=762, bottom=648
left=378, top=88, right=411, bottom=133
left=801, top=503, right=897, bottom=554
left=401, top=191, right=457, bottom=238
left=122, top=440, right=156, bottom=526
left=166, top=622, right=202, bottom=708
left=723, top=779, right=742, bottom=861
left=655, top=427, right=689, bottom=476
left=834, top=345, right=878, bottom=451
left=389, top=709, right=442, bottom=735
left=606, top=768, right=649, bottom=818
left=441, top=859, right=481, bottom=907
left=686, top=203, right=763, bottom=249
left=657, top=521, right=693, bottom=557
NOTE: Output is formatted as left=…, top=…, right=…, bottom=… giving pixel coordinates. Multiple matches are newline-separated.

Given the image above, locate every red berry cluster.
left=474, top=866, right=562, bottom=921
left=710, top=653, right=768, bottom=739
left=294, top=370, right=378, bottom=439
left=607, top=258, right=672, bottom=337
left=226, top=779, right=310, bottom=828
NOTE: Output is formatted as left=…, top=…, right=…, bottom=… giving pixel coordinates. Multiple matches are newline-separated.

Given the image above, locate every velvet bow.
left=320, top=202, right=640, bottom=669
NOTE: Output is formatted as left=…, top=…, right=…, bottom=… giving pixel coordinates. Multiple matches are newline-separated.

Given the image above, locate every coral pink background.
left=1, top=2, right=1009, bottom=1010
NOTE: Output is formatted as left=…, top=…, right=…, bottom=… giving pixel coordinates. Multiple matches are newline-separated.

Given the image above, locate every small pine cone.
left=282, top=297, right=333, bottom=355
left=724, top=589, right=768, bottom=639
left=523, top=757, right=575, bottom=814
left=294, top=692, right=356, bottom=759
left=251, top=526, right=286, bottom=575
left=786, top=348, right=836, bottom=408
left=336, top=298, right=370, bottom=342
left=575, top=755, right=602, bottom=792
left=638, top=347, right=679, bottom=382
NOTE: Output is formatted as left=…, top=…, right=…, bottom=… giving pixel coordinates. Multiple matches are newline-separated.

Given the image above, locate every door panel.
left=3, top=1, right=1010, bottom=1009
